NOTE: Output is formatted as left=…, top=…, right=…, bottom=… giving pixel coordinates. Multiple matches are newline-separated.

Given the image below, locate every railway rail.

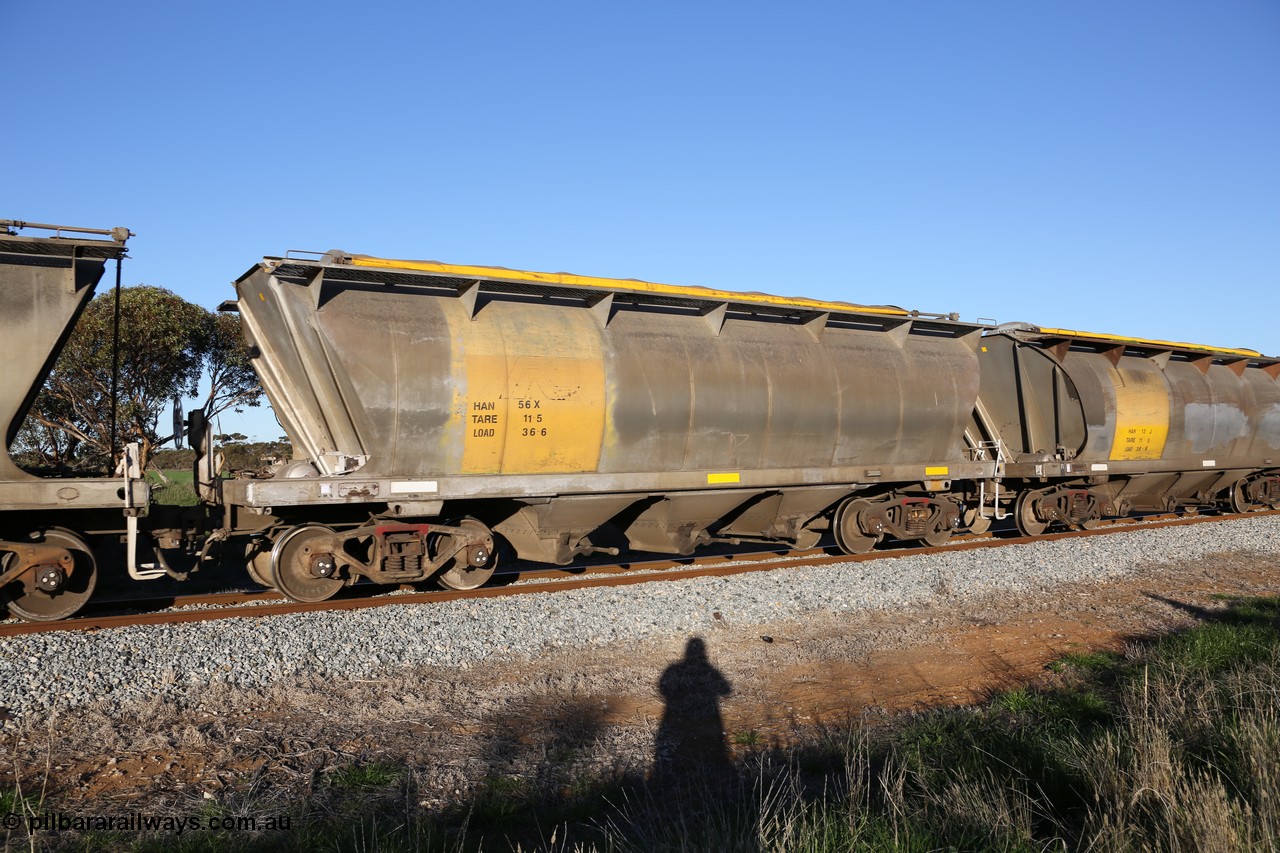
left=3, top=509, right=1272, bottom=638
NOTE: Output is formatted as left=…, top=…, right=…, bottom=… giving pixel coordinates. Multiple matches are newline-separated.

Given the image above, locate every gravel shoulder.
left=0, top=515, right=1277, bottom=817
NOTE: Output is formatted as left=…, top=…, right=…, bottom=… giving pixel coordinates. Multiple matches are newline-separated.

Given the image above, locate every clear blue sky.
left=7, top=1, right=1278, bottom=440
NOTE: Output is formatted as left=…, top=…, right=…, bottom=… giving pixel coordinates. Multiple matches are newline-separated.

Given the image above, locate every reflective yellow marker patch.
left=925, top=466, right=950, bottom=476
left=707, top=472, right=741, bottom=484
left=1108, top=366, right=1170, bottom=461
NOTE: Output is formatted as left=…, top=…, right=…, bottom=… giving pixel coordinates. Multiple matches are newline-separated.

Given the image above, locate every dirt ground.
left=2, top=549, right=1277, bottom=821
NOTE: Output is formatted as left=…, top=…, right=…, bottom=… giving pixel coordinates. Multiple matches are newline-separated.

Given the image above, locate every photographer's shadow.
left=652, top=636, right=734, bottom=788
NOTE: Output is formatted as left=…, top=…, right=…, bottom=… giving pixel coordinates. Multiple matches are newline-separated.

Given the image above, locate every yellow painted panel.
left=1108, top=366, right=1170, bottom=461
left=707, top=472, right=741, bottom=484
left=459, top=352, right=508, bottom=474
left=501, top=351, right=605, bottom=473
left=452, top=303, right=605, bottom=475
left=925, top=466, right=949, bottom=476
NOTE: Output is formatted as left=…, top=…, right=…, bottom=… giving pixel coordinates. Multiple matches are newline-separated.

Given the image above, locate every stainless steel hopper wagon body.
left=221, top=252, right=996, bottom=599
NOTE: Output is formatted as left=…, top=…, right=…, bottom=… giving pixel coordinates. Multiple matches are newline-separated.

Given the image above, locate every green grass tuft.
left=1051, top=649, right=1124, bottom=672
left=1148, top=620, right=1278, bottom=673
left=326, top=760, right=404, bottom=790
left=148, top=469, right=199, bottom=506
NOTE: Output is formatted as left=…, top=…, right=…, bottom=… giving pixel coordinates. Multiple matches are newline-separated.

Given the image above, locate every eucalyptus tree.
left=14, top=286, right=261, bottom=470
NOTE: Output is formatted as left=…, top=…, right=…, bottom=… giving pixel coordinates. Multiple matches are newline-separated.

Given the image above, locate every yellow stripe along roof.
left=337, top=256, right=1272, bottom=359
left=346, top=254, right=911, bottom=317
left=1035, top=326, right=1265, bottom=359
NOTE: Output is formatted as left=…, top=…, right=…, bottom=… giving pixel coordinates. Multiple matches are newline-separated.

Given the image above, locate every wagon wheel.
left=245, top=540, right=275, bottom=589
left=435, top=519, right=497, bottom=591
left=922, top=519, right=953, bottom=547
left=271, top=524, right=343, bottom=603
left=3, top=528, right=97, bottom=622
left=1229, top=479, right=1257, bottom=514
left=1014, top=491, right=1048, bottom=537
left=963, top=507, right=992, bottom=536
left=833, top=499, right=880, bottom=555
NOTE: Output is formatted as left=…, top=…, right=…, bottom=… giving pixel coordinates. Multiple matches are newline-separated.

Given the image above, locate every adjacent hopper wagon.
left=972, top=328, right=1280, bottom=533
left=0, top=222, right=149, bottom=620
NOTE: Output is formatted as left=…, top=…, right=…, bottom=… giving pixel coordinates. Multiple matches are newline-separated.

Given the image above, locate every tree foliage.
left=14, top=286, right=262, bottom=471
left=151, top=436, right=290, bottom=473
left=205, top=312, right=261, bottom=426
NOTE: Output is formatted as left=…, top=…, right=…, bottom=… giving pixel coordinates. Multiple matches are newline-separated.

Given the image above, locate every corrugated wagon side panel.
left=239, top=259, right=987, bottom=488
